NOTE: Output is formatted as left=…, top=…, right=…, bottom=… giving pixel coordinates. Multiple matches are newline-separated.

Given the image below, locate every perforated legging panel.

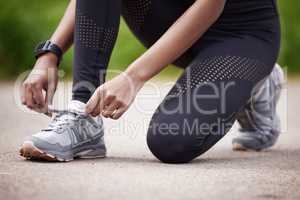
left=76, top=13, right=118, bottom=53
left=73, top=0, right=121, bottom=103
left=102, top=28, right=118, bottom=53
left=122, top=0, right=152, bottom=32
left=169, top=56, right=270, bottom=96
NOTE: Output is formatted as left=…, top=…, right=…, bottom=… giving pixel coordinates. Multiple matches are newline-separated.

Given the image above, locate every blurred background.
left=0, top=0, right=299, bottom=79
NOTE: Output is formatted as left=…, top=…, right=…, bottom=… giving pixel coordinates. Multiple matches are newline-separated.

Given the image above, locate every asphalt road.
left=0, top=79, right=299, bottom=200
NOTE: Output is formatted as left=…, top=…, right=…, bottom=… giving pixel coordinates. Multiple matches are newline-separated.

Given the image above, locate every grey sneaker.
left=233, top=64, right=284, bottom=151
left=20, top=100, right=106, bottom=161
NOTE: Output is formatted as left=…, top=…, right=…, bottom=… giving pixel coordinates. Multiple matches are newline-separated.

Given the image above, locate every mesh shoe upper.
left=31, top=101, right=104, bottom=152
left=234, top=64, right=284, bottom=149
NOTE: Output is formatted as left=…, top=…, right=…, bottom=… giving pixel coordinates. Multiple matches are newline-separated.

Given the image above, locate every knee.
left=147, top=134, right=192, bottom=164
left=146, top=121, right=198, bottom=164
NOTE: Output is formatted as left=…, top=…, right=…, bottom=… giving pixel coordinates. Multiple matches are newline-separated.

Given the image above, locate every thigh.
left=122, top=0, right=280, bottom=69
left=122, top=0, right=195, bottom=68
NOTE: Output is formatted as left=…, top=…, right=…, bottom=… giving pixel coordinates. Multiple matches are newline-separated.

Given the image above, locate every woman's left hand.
left=85, top=72, right=144, bottom=119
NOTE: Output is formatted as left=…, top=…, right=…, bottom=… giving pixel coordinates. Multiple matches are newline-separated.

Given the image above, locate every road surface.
left=0, top=79, right=299, bottom=200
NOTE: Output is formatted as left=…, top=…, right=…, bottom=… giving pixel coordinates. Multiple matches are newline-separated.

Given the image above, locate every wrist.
left=37, top=52, right=58, bottom=65
left=125, top=68, right=147, bottom=86
left=35, top=53, right=59, bottom=70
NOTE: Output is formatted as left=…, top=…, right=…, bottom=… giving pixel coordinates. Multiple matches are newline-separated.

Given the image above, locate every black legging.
left=72, top=0, right=280, bottom=163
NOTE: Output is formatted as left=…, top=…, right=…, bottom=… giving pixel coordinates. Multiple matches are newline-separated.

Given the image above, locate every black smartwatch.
left=34, top=40, right=63, bottom=66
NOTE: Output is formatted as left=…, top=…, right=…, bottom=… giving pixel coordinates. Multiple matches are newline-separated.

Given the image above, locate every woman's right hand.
left=21, top=53, right=59, bottom=113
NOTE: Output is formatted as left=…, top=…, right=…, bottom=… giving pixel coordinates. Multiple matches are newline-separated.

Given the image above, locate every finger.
left=32, top=86, right=47, bottom=113
left=102, top=101, right=122, bottom=118
left=91, top=94, right=115, bottom=117
left=90, top=100, right=101, bottom=117
left=111, top=106, right=128, bottom=120
left=32, top=85, right=45, bottom=108
left=26, top=87, right=45, bottom=113
left=25, top=86, right=35, bottom=109
left=86, top=88, right=103, bottom=114
left=98, top=94, right=117, bottom=115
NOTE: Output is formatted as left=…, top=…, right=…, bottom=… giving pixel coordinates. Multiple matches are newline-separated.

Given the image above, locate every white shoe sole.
left=20, top=141, right=106, bottom=162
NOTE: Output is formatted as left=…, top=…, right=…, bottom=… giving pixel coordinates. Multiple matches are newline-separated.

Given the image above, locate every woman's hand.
left=21, top=53, right=58, bottom=113
left=85, top=72, right=145, bottom=119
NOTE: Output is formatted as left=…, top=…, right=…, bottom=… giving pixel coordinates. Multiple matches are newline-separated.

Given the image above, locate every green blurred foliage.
left=278, top=1, right=300, bottom=72
left=0, top=0, right=67, bottom=77
left=0, top=0, right=298, bottom=79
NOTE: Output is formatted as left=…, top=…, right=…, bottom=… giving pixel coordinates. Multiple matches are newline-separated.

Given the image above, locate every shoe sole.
left=20, top=141, right=106, bottom=162
left=232, top=143, right=258, bottom=152
left=232, top=143, right=248, bottom=151
left=232, top=142, right=272, bottom=152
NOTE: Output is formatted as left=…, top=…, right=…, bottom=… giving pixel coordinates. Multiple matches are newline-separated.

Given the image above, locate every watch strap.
left=34, top=40, right=63, bottom=66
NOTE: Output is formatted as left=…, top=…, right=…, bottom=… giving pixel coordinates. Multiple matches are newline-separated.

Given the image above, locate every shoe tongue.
left=68, top=100, right=86, bottom=113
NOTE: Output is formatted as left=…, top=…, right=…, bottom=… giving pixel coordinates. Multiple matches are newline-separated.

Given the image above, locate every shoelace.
left=43, top=109, right=85, bottom=133
left=42, top=108, right=101, bottom=141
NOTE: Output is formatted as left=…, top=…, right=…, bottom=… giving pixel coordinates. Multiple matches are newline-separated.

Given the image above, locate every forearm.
left=125, top=0, right=225, bottom=82
left=50, top=0, right=75, bottom=53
